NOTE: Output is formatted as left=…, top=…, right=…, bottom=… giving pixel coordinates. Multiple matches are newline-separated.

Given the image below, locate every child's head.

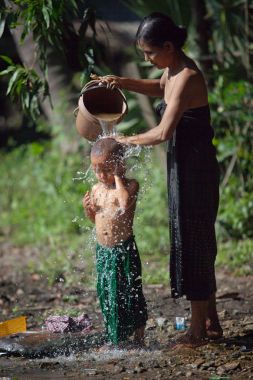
left=91, top=137, right=125, bottom=185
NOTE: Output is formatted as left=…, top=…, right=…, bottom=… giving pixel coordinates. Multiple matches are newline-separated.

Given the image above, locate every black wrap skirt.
left=158, top=102, right=220, bottom=300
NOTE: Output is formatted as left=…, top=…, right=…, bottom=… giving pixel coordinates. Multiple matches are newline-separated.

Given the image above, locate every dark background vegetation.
left=0, top=0, right=252, bottom=287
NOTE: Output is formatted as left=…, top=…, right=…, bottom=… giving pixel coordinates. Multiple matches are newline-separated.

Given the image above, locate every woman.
left=95, top=12, right=223, bottom=347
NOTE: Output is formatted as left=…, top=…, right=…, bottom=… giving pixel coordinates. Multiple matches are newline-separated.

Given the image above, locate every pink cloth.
left=45, top=313, right=92, bottom=333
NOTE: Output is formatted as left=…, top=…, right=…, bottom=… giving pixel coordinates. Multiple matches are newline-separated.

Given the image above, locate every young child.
left=83, top=137, right=148, bottom=347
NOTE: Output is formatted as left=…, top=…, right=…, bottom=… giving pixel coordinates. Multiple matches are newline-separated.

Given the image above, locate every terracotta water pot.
left=75, top=80, right=128, bottom=141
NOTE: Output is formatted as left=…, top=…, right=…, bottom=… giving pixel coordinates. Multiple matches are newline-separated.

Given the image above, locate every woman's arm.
left=96, top=74, right=164, bottom=97
left=116, top=94, right=188, bottom=146
left=116, top=101, right=182, bottom=146
left=116, top=71, right=199, bottom=146
left=119, top=77, right=164, bottom=97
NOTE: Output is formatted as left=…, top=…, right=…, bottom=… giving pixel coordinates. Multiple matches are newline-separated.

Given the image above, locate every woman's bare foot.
left=206, top=319, right=223, bottom=340
left=169, top=332, right=208, bottom=349
left=206, top=293, right=223, bottom=340
left=168, top=300, right=208, bottom=349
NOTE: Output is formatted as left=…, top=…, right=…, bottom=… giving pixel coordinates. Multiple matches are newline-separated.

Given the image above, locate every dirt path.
left=0, top=243, right=252, bottom=379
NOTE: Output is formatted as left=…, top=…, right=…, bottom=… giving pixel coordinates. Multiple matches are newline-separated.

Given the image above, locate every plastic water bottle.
left=175, top=317, right=186, bottom=330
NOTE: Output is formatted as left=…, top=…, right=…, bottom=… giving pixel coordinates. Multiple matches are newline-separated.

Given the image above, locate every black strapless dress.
left=156, top=101, right=220, bottom=300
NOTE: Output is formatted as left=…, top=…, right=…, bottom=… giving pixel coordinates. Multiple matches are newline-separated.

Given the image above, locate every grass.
left=0, top=140, right=169, bottom=286
left=0, top=140, right=252, bottom=289
left=0, top=142, right=88, bottom=245
left=217, top=238, right=253, bottom=276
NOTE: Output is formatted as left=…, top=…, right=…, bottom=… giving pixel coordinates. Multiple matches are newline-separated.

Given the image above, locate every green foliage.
left=123, top=0, right=252, bottom=78
left=33, top=237, right=96, bottom=286
left=0, top=1, right=97, bottom=120
left=0, top=140, right=170, bottom=285
left=210, top=79, right=253, bottom=239
left=0, top=55, right=50, bottom=120
left=217, top=239, right=253, bottom=276
left=1, top=0, right=78, bottom=71
left=206, top=0, right=251, bottom=74
left=117, top=95, right=147, bottom=135
left=0, top=141, right=90, bottom=245
left=0, top=139, right=168, bottom=284
left=0, top=3, right=6, bottom=38
left=123, top=0, right=191, bottom=26
left=134, top=152, right=170, bottom=284
left=1, top=136, right=252, bottom=285
left=134, top=150, right=168, bottom=255
left=218, top=181, right=253, bottom=239
left=78, top=7, right=97, bottom=82
left=1, top=0, right=252, bottom=286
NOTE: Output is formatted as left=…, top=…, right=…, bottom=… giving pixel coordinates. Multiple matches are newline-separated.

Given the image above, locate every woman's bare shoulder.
left=179, top=67, right=208, bottom=106
left=181, top=65, right=204, bottom=81
left=163, top=64, right=208, bottom=108
left=177, top=67, right=207, bottom=94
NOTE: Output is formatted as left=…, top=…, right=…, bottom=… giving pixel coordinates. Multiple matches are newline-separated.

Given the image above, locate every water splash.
left=72, top=165, right=92, bottom=182
left=70, top=123, right=155, bottom=350
left=124, top=144, right=142, bottom=159
left=98, top=120, right=118, bottom=136
left=94, top=112, right=122, bottom=136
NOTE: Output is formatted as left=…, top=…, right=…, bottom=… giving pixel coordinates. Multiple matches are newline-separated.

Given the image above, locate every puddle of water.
left=86, top=346, right=161, bottom=363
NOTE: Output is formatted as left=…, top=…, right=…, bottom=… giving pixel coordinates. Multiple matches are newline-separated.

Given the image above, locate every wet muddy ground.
left=0, top=243, right=252, bottom=379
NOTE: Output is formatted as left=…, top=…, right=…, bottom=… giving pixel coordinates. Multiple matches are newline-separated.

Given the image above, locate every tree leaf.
left=6, top=68, right=23, bottom=95
left=42, top=6, right=50, bottom=28
left=0, top=16, right=6, bottom=38
left=0, top=66, right=16, bottom=76
left=24, top=92, right=30, bottom=109
left=0, top=55, right=13, bottom=65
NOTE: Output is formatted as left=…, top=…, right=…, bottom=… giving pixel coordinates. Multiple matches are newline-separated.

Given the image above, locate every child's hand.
left=82, top=191, right=94, bottom=210
left=82, top=191, right=96, bottom=220
left=114, top=162, right=126, bottom=178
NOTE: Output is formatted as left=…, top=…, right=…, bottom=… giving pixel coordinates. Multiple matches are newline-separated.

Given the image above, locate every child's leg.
left=133, top=325, right=145, bottom=346
left=127, top=239, right=148, bottom=345
left=206, top=292, right=223, bottom=339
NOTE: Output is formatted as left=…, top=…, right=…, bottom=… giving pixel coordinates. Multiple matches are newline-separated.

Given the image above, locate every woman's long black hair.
left=135, top=12, right=187, bottom=49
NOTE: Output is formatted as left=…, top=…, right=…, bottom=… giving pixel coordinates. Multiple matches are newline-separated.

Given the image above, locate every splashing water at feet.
left=70, top=129, right=154, bottom=351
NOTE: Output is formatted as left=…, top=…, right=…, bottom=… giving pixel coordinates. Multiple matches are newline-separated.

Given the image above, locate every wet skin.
left=89, top=39, right=222, bottom=345
left=83, top=151, right=144, bottom=345
left=83, top=153, right=138, bottom=247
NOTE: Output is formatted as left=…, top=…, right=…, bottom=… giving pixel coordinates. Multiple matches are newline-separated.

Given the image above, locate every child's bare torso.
left=92, top=181, right=136, bottom=247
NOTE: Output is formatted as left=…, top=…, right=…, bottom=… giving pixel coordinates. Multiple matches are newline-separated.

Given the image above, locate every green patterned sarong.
left=96, top=236, right=148, bottom=345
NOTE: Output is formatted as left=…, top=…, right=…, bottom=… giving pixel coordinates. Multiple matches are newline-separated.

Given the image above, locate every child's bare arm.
left=114, top=176, right=139, bottom=211
left=82, top=190, right=96, bottom=223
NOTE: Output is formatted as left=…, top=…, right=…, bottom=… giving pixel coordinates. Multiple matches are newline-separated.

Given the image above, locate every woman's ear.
left=164, top=41, right=174, bottom=52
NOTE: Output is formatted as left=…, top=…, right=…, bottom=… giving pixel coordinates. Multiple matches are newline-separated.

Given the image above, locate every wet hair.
left=91, top=137, right=124, bottom=161
left=135, top=12, right=187, bottom=50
